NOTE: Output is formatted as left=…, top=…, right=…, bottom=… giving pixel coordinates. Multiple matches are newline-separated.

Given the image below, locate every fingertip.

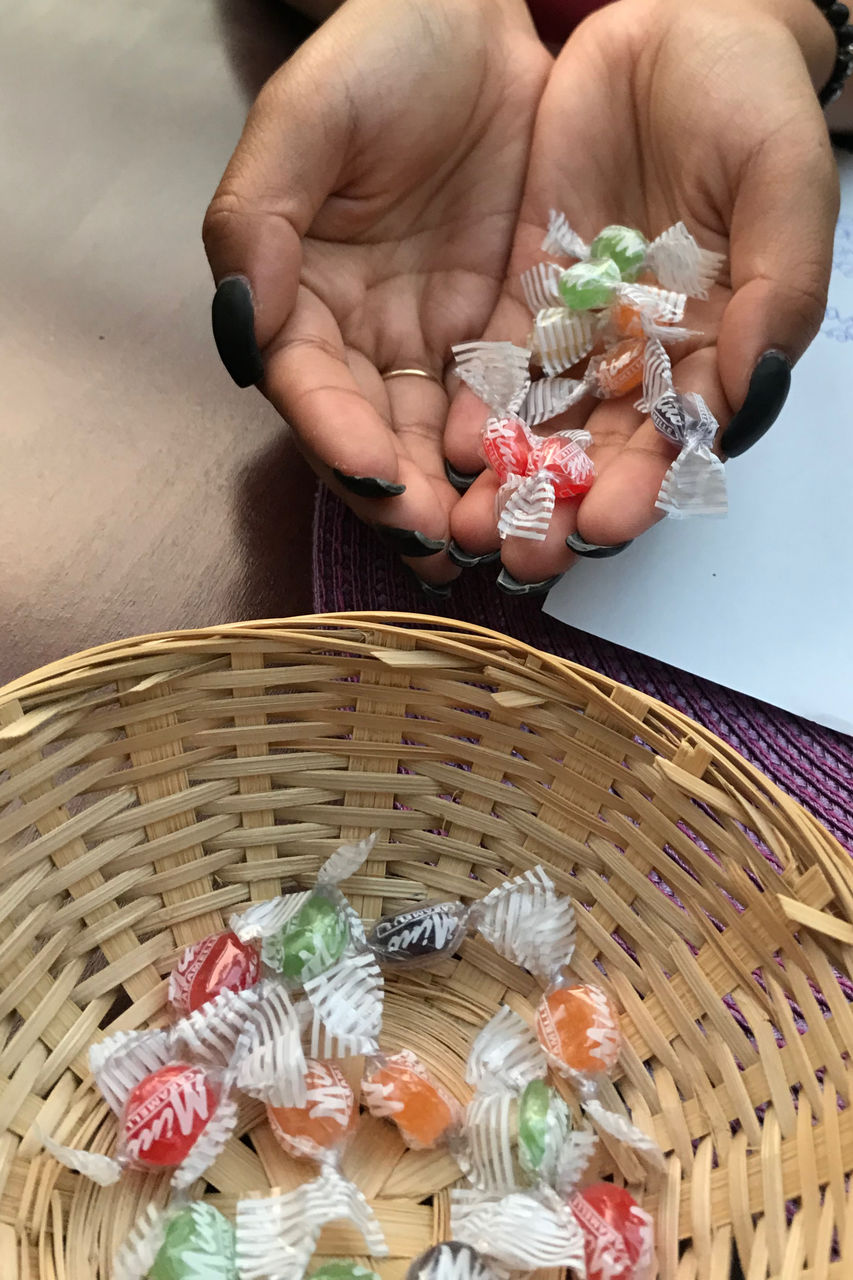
left=444, top=384, right=490, bottom=475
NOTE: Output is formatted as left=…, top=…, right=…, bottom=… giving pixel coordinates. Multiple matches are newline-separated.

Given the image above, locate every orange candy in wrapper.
left=363, top=1049, right=461, bottom=1149
left=267, top=1057, right=357, bottom=1162
left=536, top=983, right=622, bottom=1081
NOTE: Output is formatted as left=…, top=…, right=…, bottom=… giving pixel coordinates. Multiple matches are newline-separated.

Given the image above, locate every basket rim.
left=1, top=609, right=849, bottom=880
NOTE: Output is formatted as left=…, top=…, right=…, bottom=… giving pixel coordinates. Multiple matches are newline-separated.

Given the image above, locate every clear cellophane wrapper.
left=235, top=1166, right=388, bottom=1280
left=229, top=834, right=384, bottom=1053
left=406, top=1243, right=501, bottom=1280
left=638, top=338, right=727, bottom=518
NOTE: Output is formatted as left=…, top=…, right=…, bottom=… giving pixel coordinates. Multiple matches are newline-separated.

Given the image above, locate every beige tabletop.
left=0, top=0, right=315, bottom=685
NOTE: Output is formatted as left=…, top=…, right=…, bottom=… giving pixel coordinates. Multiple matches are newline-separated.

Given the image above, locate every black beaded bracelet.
left=813, top=0, right=853, bottom=107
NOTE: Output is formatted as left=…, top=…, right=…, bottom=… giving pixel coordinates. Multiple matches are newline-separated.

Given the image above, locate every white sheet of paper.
left=544, top=150, right=853, bottom=735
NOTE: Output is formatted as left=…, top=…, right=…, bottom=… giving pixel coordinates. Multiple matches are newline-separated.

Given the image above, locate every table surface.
left=0, top=0, right=316, bottom=687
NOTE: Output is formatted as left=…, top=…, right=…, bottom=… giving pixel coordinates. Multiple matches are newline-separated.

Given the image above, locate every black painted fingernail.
left=333, top=470, right=407, bottom=499
left=445, top=460, right=481, bottom=492
left=720, top=349, right=791, bottom=458
left=447, top=540, right=501, bottom=569
left=566, top=532, right=632, bottom=559
left=211, top=276, right=264, bottom=387
left=496, top=567, right=563, bottom=597
left=406, top=569, right=453, bottom=600
left=374, top=525, right=446, bottom=557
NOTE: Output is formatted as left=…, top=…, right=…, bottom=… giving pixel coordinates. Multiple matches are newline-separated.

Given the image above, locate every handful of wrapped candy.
left=454, top=212, right=728, bottom=538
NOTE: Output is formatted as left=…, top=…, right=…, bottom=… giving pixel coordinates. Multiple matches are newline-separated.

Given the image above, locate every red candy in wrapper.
left=453, top=342, right=595, bottom=543
left=569, top=1183, right=655, bottom=1280
left=267, top=1059, right=356, bottom=1161
left=123, top=1062, right=219, bottom=1168
left=169, top=930, right=260, bottom=1015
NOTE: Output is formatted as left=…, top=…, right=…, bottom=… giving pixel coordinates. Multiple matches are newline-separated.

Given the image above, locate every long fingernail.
left=211, top=276, right=264, bottom=387
left=720, top=349, right=791, bottom=457
left=333, top=470, right=407, bottom=499
left=406, top=569, right=453, bottom=600
left=447, top=540, right=501, bottom=569
left=496, top=568, right=563, bottom=597
left=374, top=525, right=446, bottom=557
left=566, top=533, right=632, bottom=559
left=445, top=460, right=481, bottom=492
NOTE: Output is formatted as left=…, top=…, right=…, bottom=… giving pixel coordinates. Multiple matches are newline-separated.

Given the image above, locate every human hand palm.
left=445, top=0, right=837, bottom=584
left=203, top=0, right=551, bottom=578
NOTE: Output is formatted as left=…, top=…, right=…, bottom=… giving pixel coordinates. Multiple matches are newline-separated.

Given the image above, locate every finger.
left=384, top=374, right=462, bottom=584
left=202, top=37, right=351, bottom=385
left=576, top=347, right=730, bottom=546
left=443, top=289, right=535, bottom=476
left=267, top=288, right=403, bottom=484
left=717, top=102, right=839, bottom=456
left=498, top=497, right=579, bottom=586
left=448, top=471, right=503, bottom=565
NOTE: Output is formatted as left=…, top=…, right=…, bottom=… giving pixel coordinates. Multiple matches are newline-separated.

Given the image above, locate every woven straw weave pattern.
left=0, top=614, right=852, bottom=1280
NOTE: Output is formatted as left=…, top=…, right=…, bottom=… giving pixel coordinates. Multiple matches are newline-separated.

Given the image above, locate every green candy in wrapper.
left=310, top=1264, right=382, bottom=1280
left=271, top=890, right=350, bottom=982
left=517, top=1076, right=570, bottom=1183
left=589, top=224, right=649, bottom=281
left=556, top=258, right=622, bottom=310
left=148, top=1204, right=236, bottom=1280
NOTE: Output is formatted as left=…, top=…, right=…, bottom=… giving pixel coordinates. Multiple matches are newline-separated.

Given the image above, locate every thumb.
left=202, top=39, right=350, bottom=386
left=717, top=98, right=839, bottom=456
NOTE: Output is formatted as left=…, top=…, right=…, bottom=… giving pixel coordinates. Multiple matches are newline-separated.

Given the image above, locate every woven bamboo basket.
left=1, top=612, right=852, bottom=1280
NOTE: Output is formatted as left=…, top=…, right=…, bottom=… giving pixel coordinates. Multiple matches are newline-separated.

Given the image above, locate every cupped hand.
left=445, top=0, right=839, bottom=590
left=203, top=0, right=550, bottom=587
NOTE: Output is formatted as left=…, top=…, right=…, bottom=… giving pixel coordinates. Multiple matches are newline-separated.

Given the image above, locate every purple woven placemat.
left=312, top=486, right=853, bottom=854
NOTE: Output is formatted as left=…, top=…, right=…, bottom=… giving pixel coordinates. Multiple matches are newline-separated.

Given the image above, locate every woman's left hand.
left=444, top=0, right=840, bottom=588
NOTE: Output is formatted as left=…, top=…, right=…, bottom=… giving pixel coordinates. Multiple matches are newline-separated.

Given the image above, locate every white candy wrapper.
left=452, top=341, right=531, bottom=417
left=89, top=1026, right=174, bottom=1116
left=235, top=1166, right=387, bottom=1280
left=451, top=1185, right=587, bottom=1277
left=639, top=338, right=727, bottom=518
left=582, top=1097, right=666, bottom=1172
left=473, top=866, right=576, bottom=983
left=406, top=1243, right=500, bottom=1280
left=233, top=982, right=307, bottom=1108
left=302, top=950, right=383, bottom=1056
left=645, top=222, right=725, bottom=299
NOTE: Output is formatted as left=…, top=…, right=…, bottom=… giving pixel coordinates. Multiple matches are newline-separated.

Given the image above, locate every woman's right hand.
left=203, top=0, right=551, bottom=588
